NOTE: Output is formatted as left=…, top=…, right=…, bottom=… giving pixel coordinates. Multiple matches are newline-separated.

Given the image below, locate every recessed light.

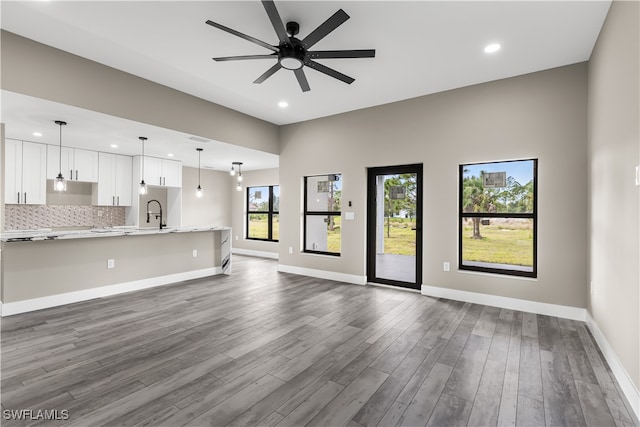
left=110, top=144, right=118, bottom=148
left=484, top=43, right=501, bottom=54
left=278, top=101, right=289, bottom=108
left=167, top=153, right=174, bottom=157
left=33, top=132, right=42, bottom=137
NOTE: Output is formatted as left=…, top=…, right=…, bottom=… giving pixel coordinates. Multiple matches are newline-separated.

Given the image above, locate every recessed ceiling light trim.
left=278, top=101, right=289, bottom=108
left=484, top=43, right=501, bottom=54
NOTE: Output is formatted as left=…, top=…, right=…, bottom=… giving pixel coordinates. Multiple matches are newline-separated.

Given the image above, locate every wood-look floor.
left=1, top=255, right=637, bottom=427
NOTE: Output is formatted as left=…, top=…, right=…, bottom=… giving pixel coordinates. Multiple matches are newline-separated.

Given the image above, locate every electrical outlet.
left=107, top=259, right=115, bottom=269
left=193, top=249, right=198, bottom=258
left=443, top=262, right=450, bottom=272
left=235, top=235, right=239, bottom=241
left=289, top=246, right=293, bottom=254
left=590, top=281, right=595, bottom=296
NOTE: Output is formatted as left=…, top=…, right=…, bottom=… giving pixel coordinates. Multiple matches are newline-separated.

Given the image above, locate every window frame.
left=246, top=185, right=279, bottom=242
left=303, top=174, right=342, bottom=256
left=458, top=159, right=538, bottom=278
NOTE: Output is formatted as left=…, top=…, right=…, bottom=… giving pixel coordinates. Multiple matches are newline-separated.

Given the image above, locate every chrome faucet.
left=146, top=199, right=166, bottom=229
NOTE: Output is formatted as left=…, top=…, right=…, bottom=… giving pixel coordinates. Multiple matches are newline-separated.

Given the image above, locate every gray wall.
left=1, top=231, right=217, bottom=302
left=588, top=1, right=639, bottom=391
left=0, top=31, right=279, bottom=155
left=182, top=166, right=232, bottom=227
left=231, top=168, right=279, bottom=255
left=280, top=63, right=588, bottom=308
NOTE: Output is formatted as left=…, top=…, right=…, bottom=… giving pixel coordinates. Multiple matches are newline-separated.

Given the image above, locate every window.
left=304, top=174, right=342, bottom=256
left=247, top=185, right=279, bottom=241
left=459, top=159, right=537, bottom=277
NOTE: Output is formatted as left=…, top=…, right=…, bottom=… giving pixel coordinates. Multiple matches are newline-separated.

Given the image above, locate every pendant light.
left=139, top=137, right=148, bottom=195
left=196, top=148, right=203, bottom=198
left=232, top=162, right=243, bottom=191
left=53, top=120, right=67, bottom=192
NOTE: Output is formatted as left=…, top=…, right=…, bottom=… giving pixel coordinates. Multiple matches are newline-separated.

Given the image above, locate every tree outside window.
left=247, top=185, right=279, bottom=241
left=459, top=159, right=537, bottom=277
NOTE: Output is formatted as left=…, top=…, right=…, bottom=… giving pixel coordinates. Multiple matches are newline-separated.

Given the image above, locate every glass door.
left=367, top=164, right=422, bottom=290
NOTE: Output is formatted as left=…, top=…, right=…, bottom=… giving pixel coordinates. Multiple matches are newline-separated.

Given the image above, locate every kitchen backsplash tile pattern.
left=4, top=205, right=126, bottom=230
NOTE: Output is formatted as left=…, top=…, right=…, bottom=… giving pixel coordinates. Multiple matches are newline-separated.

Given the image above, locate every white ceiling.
left=0, top=1, right=610, bottom=168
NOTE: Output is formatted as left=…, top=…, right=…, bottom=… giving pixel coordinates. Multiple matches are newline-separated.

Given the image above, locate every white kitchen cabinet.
left=161, top=159, right=182, bottom=187
left=93, top=153, right=132, bottom=206
left=47, top=146, right=98, bottom=183
left=139, top=156, right=182, bottom=188
left=5, top=139, right=47, bottom=204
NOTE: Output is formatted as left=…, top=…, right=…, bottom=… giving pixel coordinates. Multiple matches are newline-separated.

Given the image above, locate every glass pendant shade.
left=54, top=173, right=66, bottom=192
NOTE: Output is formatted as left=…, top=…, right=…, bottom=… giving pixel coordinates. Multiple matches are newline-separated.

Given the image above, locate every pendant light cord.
left=58, top=123, right=62, bottom=174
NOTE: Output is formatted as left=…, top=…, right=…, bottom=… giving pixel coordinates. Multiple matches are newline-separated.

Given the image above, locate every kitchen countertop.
left=0, top=226, right=231, bottom=242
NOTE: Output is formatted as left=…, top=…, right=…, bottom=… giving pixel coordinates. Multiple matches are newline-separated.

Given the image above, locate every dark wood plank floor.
left=1, top=255, right=637, bottom=427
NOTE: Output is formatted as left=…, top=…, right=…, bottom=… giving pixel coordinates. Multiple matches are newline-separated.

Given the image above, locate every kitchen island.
left=0, top=226, right=231, bottom=316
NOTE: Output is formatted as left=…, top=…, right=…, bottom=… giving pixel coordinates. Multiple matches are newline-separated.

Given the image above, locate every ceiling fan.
left=205, top=1, right=376, bottom=92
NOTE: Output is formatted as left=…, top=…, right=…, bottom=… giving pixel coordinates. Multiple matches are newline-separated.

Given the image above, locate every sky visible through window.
left=463, top=160, right=534, bottom=186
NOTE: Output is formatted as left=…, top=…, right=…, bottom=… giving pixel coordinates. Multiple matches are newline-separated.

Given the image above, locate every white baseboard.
left=421, top=285, right=586, bottom=321
left=233, top=248, right=279, bottom=259
left=0, top=267, right=221, bottom=317
left=586, top=312, right=640, bottom=422
left=277, top=264, right=366, bottom=285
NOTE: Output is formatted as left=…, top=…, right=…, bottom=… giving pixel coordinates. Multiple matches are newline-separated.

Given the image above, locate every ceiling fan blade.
left=262, top=1, right=289, bottom=44
left=213, top=54, right=277, bottom=62
left=294, top=69, right=310, bottom=92
left=254, top=63, right=282, bottom=84
left=308, top=49, right=376, bottom=59
left=302, top=9, right=349, bottom=49
left=206, top=20, right=278, bottom=53
left=306, top=60, right=354, bottom=84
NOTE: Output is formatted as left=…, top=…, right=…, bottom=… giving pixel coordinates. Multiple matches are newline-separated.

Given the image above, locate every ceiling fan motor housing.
left=278, top=36, right=305, bottom=70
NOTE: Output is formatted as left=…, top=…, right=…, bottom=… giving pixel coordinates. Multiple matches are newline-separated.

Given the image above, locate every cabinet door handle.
left=70, top=169, right=73, bottom=180
left=113, top=196, right=115, bottom=206
left=117, top=196, right=120, bottom=206
left=24, top=193, right=26, bottom=204
left=76, top=170, right=78, bottom=181
left=17, top=192, right=20, bottom=204
left=163, top=177, right=166, bottom=186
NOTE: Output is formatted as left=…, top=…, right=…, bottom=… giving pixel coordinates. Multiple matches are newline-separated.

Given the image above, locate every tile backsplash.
left=4, top=205, right=126, bottom=230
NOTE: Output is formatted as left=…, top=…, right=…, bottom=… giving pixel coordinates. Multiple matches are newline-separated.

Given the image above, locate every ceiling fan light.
left=279, top=57, right=303, bottom=70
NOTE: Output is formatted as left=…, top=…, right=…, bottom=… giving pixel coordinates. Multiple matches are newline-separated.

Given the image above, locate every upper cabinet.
left=47, top=146, right=98, bottom=183
left=137, top=156, right=182, bottom=188
left=5, top=139, right=47, bottom=204
left=93, top=153, right=132, bottom=206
